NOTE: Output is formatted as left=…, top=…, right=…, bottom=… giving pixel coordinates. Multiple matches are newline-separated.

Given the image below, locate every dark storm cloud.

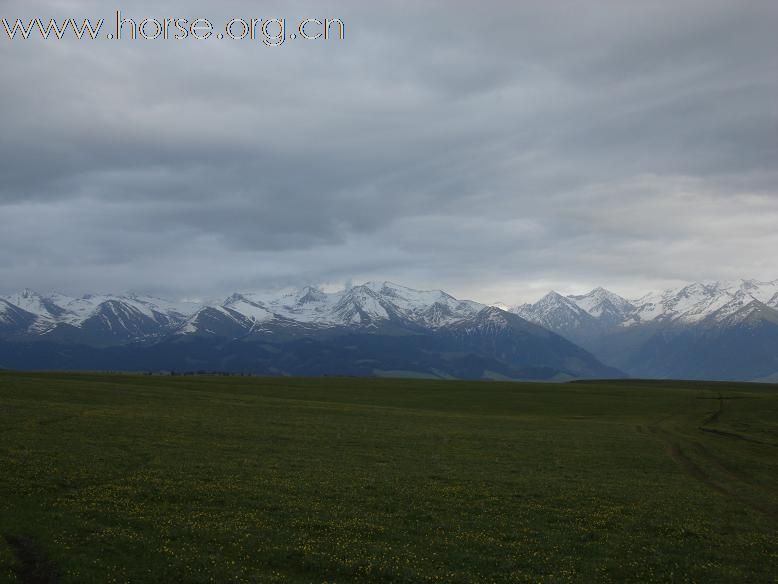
left=1, top=0, right=776, bottom=301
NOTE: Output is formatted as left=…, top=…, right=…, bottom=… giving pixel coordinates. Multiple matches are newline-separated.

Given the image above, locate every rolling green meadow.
left=0, top=372, right=776, bottom=583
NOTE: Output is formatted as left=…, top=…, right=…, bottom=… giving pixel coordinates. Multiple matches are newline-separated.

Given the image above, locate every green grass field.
left=0, top=372, right=776, bottom=583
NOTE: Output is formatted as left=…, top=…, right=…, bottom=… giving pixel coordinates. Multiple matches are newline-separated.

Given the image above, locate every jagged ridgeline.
left=0, top=283, right=621, bottom=381
left=511, top=279, right=778, bottom=381
left=3, top=279, right=777, bottom=381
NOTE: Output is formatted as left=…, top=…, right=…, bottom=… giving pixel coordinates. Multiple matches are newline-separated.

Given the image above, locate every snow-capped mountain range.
left=0, top=290, right=200, bottom=335
left=0, top=282, right=488, bottom=339
left=199, top=283, right=486, bottom=334
left=509, top=279, right=778, bottom=381
left=1, top=279, right=777, bottom=381
left=0, top=282, right=623, bottom=381
left=6, top=279, right=775, bottom=340
left=0, top=283, right=495, bottom=345
left=511, top=279, right=778, bottom=332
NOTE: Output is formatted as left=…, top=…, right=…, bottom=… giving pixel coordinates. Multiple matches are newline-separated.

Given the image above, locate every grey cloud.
left=0, top=0, right=776, bottom=302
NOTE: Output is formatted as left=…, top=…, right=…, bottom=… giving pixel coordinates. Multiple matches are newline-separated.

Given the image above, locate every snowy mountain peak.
left=541, top=290, right=567, bottom=301
left=297, top=286, right=326, bottom=305
left=569, top=287, right=634, bottom=321
left=332, top=286, right=390, bottom=324
left=535, top=291, right=589, bottom=314
left=363, top=280, right=404, bottom=292
left=572, top=286, right=629, bottom=305
left=3, top=289, right=66, bottom=323
left=5, top=288, right=43, bottom=306
left=363, top=281, right=455, bottom=302
left=510, top=291, right=594, bottom=340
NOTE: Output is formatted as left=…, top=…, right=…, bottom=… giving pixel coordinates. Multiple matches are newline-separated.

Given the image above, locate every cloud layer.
left=1, top=0, right=777, bottom=302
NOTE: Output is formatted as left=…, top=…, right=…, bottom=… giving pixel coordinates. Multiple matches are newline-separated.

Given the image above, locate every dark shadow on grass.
left=3, top=535, right=59, bottom=584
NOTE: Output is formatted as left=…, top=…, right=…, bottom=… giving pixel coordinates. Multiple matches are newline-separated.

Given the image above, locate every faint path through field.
left=645, top=392, right=778, bottom=521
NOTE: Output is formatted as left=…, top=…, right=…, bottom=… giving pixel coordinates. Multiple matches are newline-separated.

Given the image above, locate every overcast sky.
left=1, top=0, right=776, bottom=303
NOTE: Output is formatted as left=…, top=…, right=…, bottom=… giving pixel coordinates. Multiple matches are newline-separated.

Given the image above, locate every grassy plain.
left=0, top=372, right=776, bottom=583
